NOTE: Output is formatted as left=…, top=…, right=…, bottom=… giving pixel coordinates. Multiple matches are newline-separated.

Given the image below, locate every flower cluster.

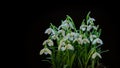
left=40, top=12, right=107, bottom=68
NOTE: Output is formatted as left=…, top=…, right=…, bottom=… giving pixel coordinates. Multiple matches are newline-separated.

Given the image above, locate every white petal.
left=87, top=18, right=95, bottom=24
left=40, top=48, right=44, bottom=55
left=77, top=38, right=83, bottom=45
left=92, top=38, right=103, bottom=45
left=92, top=52, right=97, bottom=59
left=58, top=30, right=65, bottom=36
left=92, top=52, right=102, bottom=59
left=42, top=40, right=47, bottom=45
left=97, top=38, right=103, bottom=45
left=46, top=48, right=52, bottom=55
left=61, top=47, right=66, bottom=51
left=92, top=38, right=97, bottom=45
left=45, top=28, right=52, bottom=34
left=48, top=39, right=54, bottom=46
left=66, top=44, right=74, bottom=50
left=51, top=35, right=58, bottom=40
left=74, top=33, right=79, bottom=38
left=83, top=38, right=90, bottom=44
left=87, top=25, right=92, bottom=31
left=73, top=38, right=77, bottom=43
left=90, top=35, right=97, bottom=42
left=80, top=25, right=87, bottom=31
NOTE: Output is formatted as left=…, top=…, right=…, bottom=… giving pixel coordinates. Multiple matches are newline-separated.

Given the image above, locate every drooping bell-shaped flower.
left=43, top=39, right=54, bottom=46
left=40, top=48, right=52, bottom=55
left=80, top=25, right=87, bottom=31
left=83, top=38, right=90, bottom=44
left=92, top=38, right=103, bottom=45
left=65, top=44, right=74, bottom=50
left=92, top=52, right=102, bottom=59
left=90, top=34, right=97, bottom=42
left=45, top=28, right=55, bottom=35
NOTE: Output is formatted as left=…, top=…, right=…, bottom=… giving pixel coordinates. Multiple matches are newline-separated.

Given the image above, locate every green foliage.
left=40, top=12, right=108, bottom=68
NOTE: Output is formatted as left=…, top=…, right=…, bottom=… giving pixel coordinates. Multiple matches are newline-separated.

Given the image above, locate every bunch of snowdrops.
left=40, top=12, right=107, bottom=68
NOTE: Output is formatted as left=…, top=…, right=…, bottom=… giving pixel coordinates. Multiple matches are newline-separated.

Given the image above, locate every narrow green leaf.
left=70, top=54, right=76, bottom=67
left=66, top=15, right=76, bottom=30
left=86, top=11, right=91, bottom=21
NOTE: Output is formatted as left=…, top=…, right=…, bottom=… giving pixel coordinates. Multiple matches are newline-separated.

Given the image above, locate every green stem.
left=51, top=47, right=56, bottom=68
left=67, top=50, right=70, bottom=68
left=85, top=48, right=95, bottom=68
left=92, top=59, right=95, bottom=68
left=84, top=44, right=88, bottom=68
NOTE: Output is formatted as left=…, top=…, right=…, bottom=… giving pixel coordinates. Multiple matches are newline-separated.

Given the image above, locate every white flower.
left=61, top=47, right=66, bottom=51
left=65, top=44, right=74, bottom=50
left=58, top=20, right=69, bottom=30
left=43, top=39, right=54, bottom=46
left=83, top=38, right=90, bottom=44
left=74, top=33, right=79, bottom=38
left=92, top=38, right=103, bottom=45
left=40, top=48, right=52, bottom=55
left=92, top=52, right=102, bottom=59
left=87, top=25, right=92, bottom=31
left=58, top=40, right=66, bottom=51
left=67, top=32, right=79, bottom=41
left=87, top=18, right=95, bottom=24
left=60, top=39, right=66, bottom=45
left=48, top=39, right=54, bottom=46
left=77, top=37, right=83, bottom=45
left=58, top=30, right=65, bottom=37
left=80, top=25, right=87, bottom=31
left=51, top=35, right=58, bottom=40
left=45, top=28, right=55, bottom=35
left=66, top=33, right=74, bottom=41
left=90, top=34, right=97, bottom=42
left=42, top=40, right=47, bottom=45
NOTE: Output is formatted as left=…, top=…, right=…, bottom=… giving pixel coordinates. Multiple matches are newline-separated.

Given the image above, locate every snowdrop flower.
left=60, top=39, right=66, bottom=45
left=83, top=38, right=90, bottom=44
left=61, top=47, right=66, bottom=51
left=66, top=32, right=75, bottom=41
left=58, top=45, right=66, bottom=51
left=92, top=52, right=102, bottom=59
left=51, top=35, right=58, bottom=40
left=92, top=38, right=103, bottom=45
left=87, top=18, right=95, bottom=24
left=58, top=40, right=66, bottom=51
left=77, top=37, right=83, bottom=45
left=43, top=39, right=54, bottom=46
left=65, top=44, right=74, bottom=50
left=58, top=30, right=65, bottom=37
left=58, top=20, right=69, bottom=30
left=80, top=25, right=87, bottom=31
left=40, top=48, right=52, bottom=55
left=74, top=33, right=79, bottom=38
left=47, top=39, right=54, bottom=46
left=90, top=34, right=97, bottom=42
left=87, top=25, right=92, bottom=31
left=45, top=28, right=55, bottom=35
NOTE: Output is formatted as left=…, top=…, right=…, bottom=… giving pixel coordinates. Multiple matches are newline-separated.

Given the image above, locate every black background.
left=14, top=1, right=119, bottom=68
